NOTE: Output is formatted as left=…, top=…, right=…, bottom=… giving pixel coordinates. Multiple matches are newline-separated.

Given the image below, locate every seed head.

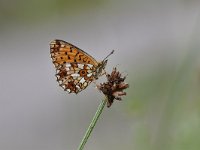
left=97, top=68, right=129, bottom=107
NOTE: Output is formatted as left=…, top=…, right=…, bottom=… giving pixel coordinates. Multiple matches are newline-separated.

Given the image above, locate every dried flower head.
left=97, top=67, right=129, bottom=107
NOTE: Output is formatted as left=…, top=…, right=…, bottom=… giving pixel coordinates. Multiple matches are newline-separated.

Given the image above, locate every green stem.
left=77, top=97, right=107, bottom=150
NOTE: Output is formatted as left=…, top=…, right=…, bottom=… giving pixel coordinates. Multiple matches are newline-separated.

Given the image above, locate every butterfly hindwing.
left=56, top=63, right=96, bottom=93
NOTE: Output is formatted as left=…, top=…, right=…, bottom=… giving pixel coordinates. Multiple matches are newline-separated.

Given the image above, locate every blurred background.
left=1, top=0, right=200, bottom=150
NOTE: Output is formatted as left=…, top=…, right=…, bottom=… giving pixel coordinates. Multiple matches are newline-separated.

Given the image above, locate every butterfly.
left=50, top=39, right=114, bottom=94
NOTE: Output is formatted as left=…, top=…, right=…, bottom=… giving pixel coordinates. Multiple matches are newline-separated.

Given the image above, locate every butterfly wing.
left=50, top=39, right=99, bottom=93
left=55, top=63, right=97, bottom=93
left=50, top=39, right=99, bottom=67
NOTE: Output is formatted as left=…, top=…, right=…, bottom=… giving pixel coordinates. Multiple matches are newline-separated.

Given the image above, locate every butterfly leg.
left=99, top=69, right=107, bottom=76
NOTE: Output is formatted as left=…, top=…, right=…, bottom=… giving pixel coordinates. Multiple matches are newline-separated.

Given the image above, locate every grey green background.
left=1, top=0, right=200, bottom=150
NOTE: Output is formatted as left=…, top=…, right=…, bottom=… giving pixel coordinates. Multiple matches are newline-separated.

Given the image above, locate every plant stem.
left=77, top=97, right=107, bottom=150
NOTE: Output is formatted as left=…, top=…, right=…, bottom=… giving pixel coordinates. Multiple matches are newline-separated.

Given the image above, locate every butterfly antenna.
left=103, top=50, right=114, bottom=61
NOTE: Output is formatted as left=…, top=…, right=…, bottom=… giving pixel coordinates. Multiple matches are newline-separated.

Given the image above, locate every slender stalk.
left=77, top=97, right=107, bottom=150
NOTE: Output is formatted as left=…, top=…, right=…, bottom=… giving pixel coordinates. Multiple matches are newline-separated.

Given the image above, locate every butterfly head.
left=95, top=60, right=108, bottom=78
left=95, top=50, right=114, bottom=79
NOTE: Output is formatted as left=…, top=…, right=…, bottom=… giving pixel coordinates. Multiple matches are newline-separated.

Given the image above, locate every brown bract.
left=97, top=67, right=129, bottom=107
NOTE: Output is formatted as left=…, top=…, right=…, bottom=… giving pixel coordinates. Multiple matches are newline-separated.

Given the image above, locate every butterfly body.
left=50, top=39, right=108, bottom=94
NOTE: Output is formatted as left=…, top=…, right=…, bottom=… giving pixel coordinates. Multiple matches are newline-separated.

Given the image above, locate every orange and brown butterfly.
left=50, top=39, right=114, bottom=94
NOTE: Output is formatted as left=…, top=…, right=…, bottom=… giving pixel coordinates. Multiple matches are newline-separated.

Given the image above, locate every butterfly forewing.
left=50, top=40, right=98, bottom=67
left=50, top=39, right=104, bottom=94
